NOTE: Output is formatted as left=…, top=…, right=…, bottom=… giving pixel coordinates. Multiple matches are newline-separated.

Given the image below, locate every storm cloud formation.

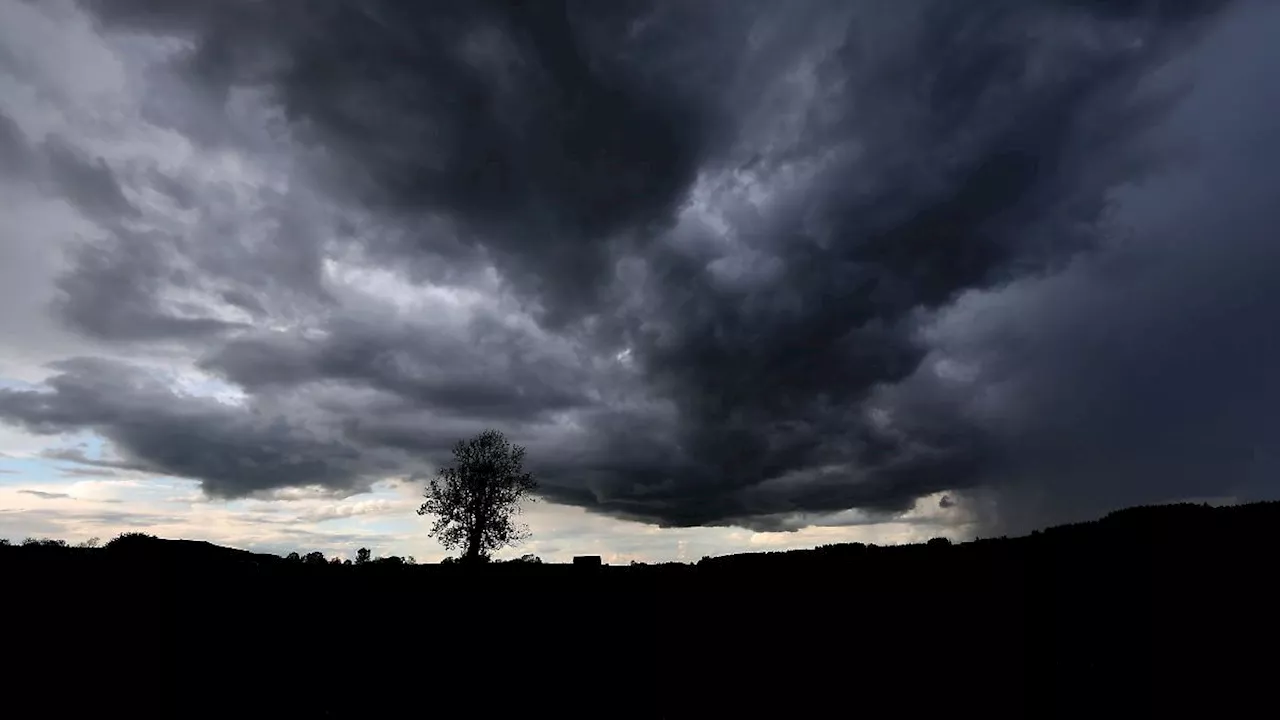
left=1, top=0, right=1277, bottom=534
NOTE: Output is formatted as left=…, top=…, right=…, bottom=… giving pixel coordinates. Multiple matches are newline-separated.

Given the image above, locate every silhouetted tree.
left=285, top=551, right=301, bottom=563
left=417, top=429, right=538, bottom=564
left=303, top=551, right=326, bottom=566
left=107, top=532, right=157, bottom=549
left=355, top=547, right=371, bottom=565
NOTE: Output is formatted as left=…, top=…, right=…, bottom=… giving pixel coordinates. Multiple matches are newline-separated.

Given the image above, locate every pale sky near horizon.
left=2, top=0, right=1277, bottom=562
left=0, top=424, right=966, bottom=563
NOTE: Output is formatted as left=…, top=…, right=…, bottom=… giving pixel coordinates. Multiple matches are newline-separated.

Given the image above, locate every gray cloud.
left=0, top=112, right=36, bottom=175
left=0, top=113, right=136, bottom=220
left=58, top=467, right=123, bottom=477
left=18, top=489, right=71, bottom=499
left=52, top=228, right=247, bottom=342
left=199, top=311, right=601, bottom=423
left=0, top=506, right=184, bottom=530
left=0, top=0, right=1271, bottom=535
left=42, top=448, right=150, bottom=474
left=0, top=358, right=402, bottom=498
left=38, top=135, right=139, bottom=220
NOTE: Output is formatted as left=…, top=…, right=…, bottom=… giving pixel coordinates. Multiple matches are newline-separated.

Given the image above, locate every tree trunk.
left=464, top=480, right=487, bottom=563
left=465, top=530, right=482, bottom=562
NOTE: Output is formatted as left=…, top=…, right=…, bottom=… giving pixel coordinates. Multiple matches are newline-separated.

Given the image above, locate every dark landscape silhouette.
left=5, top=500, right=1276, bottom=717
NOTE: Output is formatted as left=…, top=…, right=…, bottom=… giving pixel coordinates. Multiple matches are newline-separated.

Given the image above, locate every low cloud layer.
left=1, top=0, right=1277, bottom=536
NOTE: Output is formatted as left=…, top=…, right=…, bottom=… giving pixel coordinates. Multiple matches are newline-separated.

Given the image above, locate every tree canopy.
left=417, top=429, right=538, bottom=562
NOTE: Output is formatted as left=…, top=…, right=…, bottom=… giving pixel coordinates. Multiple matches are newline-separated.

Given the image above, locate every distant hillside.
left=5, top=499, right=1277, bottom=575
left=103, top=533, right=285, bottom=565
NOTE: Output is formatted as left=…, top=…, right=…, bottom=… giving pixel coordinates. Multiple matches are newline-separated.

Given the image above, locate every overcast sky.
left=2, top=0, right=1277, bottom=563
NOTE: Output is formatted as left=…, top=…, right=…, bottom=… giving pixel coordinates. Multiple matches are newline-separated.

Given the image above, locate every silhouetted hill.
left=4, top=501, right=1276, bottom=717
left=11, top=499, right=1272, bottom=576
left=104, top=533, right=285, bottom=566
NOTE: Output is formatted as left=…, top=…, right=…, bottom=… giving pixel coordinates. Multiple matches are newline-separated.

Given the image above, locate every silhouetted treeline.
left=12, top=499, right=1271, bottom=577
left=4, top=501, right=1276, bottom=718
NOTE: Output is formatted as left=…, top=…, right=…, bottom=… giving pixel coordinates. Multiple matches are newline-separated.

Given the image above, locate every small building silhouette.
left=573, top=555, right=602, bottom=567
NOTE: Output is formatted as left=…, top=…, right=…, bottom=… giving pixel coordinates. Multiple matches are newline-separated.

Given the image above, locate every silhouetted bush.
left=23, top=537, right=68, bottom=548
left=105, top=532, right=158, bottom=549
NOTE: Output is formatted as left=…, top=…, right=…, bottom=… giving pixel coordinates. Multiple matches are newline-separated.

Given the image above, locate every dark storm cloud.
left=0, top=114, right=255, bottom=344
left=84, top=0, right=741, bottom=326
left=48, top=173, right=336, bottom=343
left=526, top=0, right=1237, bottom=527
left=0, top=113, right=136, bottom=220
left=198, top=311, right=598, bottom=422
left=42, top=448, right=150, bottom=474
left=0, top=112, right=36, bottom=174
left=1058, top=0, right=1230, bottom=22
left=0, top=358, right=393, bottom=498
left=892, top=0, right=1280, bottom=534
left=38, top=135, right=139, bottom=220
left=11, top=0, right=1261, bottom=532
left=51, top=227, right=246, bottom=342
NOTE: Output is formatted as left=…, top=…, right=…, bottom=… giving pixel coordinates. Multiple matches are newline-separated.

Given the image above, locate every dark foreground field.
left=3, top=501, right=1276, bottom=717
